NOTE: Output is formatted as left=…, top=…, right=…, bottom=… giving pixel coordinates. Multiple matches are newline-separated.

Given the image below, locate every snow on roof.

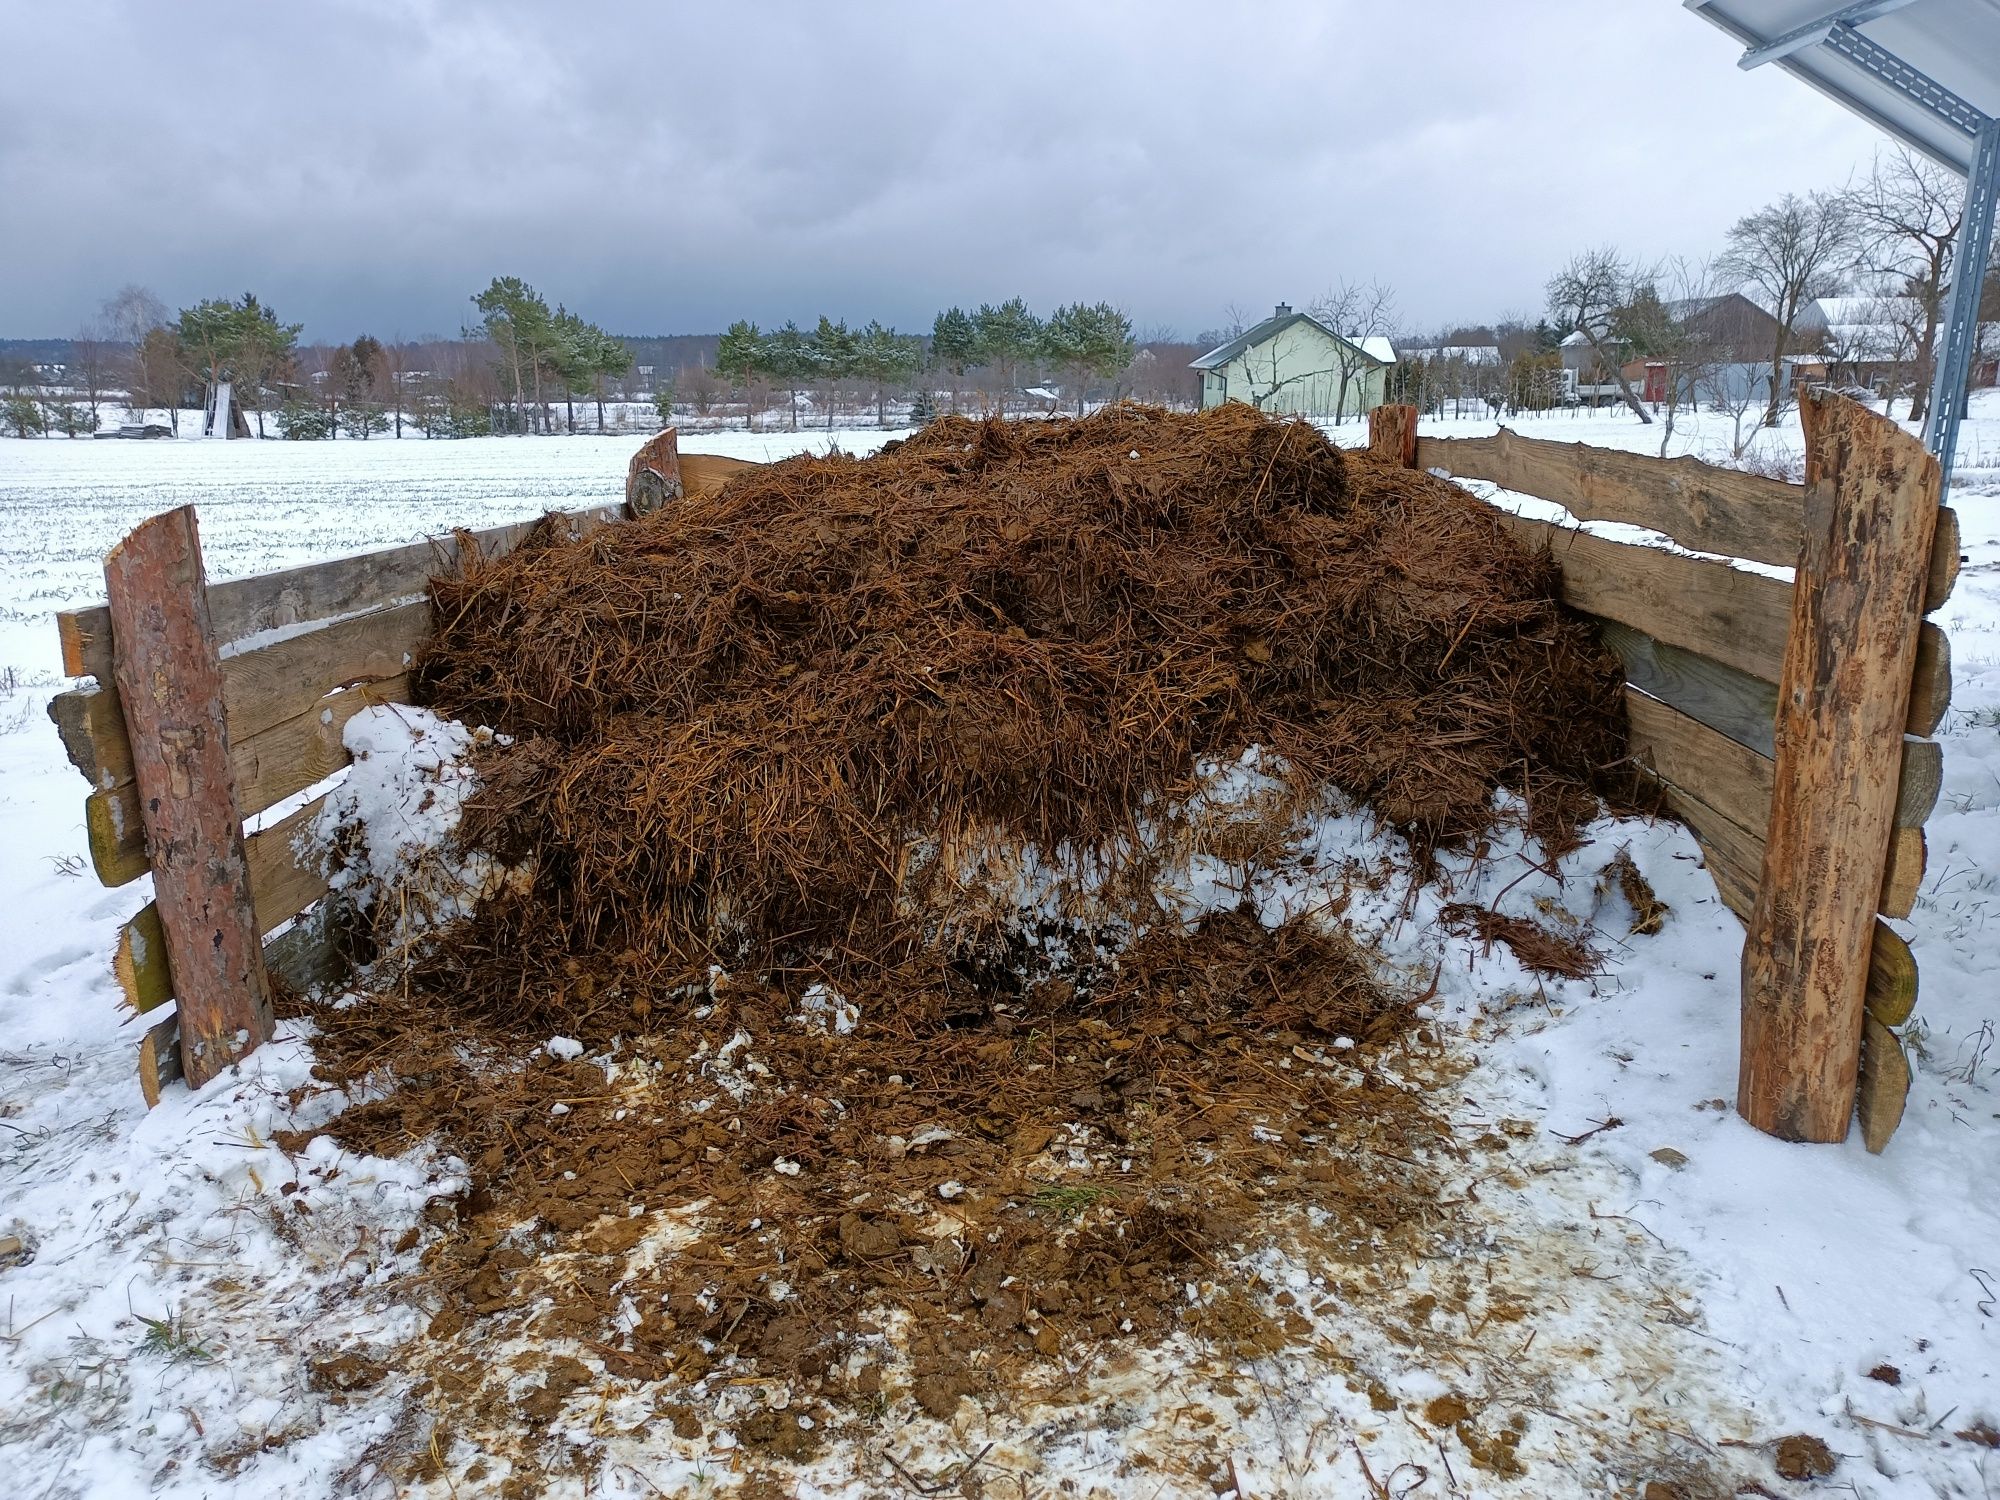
left=1190, top=309, right=1393, bottom=370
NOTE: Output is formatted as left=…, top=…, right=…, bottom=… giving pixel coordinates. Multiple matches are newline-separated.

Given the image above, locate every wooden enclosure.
left=52, top=406, right=1955, bottom=1149
left=1369, top=397, right=1955, bottom=1149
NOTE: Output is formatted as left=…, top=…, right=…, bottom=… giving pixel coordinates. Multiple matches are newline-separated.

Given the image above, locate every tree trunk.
left=1762, top=325, right=1790, bottom=428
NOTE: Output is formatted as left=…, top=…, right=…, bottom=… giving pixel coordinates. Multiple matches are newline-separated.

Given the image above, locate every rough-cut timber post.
left=625, top=426, right=683, bottom=517
left=1369, top=404, right=1418, bottom=468
left=104, top=506, right=274, bottom=1091
left=1738, top=392, right=1941, bottom=1143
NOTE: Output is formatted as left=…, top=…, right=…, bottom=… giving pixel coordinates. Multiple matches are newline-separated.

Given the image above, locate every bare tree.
left=1229, top=322, right=1361, bottom=413
left=70, top=323, right=115, bottom=432
left=1309, top=279, right=1399, bottom=420
left=1848, top=149, right=1964, bottom=424
left=1546, top=248, right=1653, bottom=422
left=1718, top=191, right=1857, bottom=427
left=99, top=285, right=169, bottom=424
left=1625, top=257, right=1726, bottom=456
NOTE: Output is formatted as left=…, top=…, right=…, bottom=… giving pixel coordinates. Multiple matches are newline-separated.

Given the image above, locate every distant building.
left=1190, top=304, right=1394, bottom=419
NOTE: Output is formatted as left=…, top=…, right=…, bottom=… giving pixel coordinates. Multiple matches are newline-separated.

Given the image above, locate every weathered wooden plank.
left=233, top=675, right=412, bottom=819
left=48, top=685, right=132, bottom=790
left=1856, top=1015, right=1911, bottom=1154
left=115, top=798, right=334, bottom=1018
left=84, top=787, right=151, bottom=887
left=1599, top=620, right=1778, bottom=756
left=1740, top=392, right=1941, bottom=1144
left=105, top=506, right=274, bottom=1091
left=1867, top=925, right=1918, bottom=1027
left=244, top=795, right=332, bottom=935
left=1625, top=688, right=1773, bottom=841
left=61, top=671, right=413, bottom=828
left=681, top=451, right=759, bottom=498
left=1625, top=686, right=1940, bottom=836
left=138, top=1012, right=183, bottom=1108
left=222, top=600, right=428, bottom=744
left=114, top=905, right=172, bottom=1016
left=1490, top=511, right=1791, bottom=685
left=1368, top=404, right=1419, bottom=469
left=1419, top=428, right=1805, bottom=568
left=1908, top=622, right=1950, bottom=737
left=266, top=912, right=344, bottom=995
left=58, top=502, right=627, bottom=683
left=1927, top=506, right=1960, bottom=613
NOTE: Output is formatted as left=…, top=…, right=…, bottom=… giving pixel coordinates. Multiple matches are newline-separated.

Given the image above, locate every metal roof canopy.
left=1688, top=0, right=2000, bottom=487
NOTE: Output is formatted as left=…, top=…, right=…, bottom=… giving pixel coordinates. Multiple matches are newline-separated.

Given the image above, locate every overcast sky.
left=0, top=1, right=1889, bottom=343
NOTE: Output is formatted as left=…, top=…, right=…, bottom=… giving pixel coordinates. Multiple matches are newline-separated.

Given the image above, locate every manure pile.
left=297, top=404, right=1636, bottom=1486
left=411, top=402, right=1624, bottom=1030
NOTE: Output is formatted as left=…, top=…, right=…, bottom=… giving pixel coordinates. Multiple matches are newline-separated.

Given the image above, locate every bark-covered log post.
left=104, top=506, right=274, bottom=1091
left=1368, top=404, right=1418, bottom=469
left=625, top=426, right=684, bottom=518
left=1738, top=391, right=1941, bottom=1142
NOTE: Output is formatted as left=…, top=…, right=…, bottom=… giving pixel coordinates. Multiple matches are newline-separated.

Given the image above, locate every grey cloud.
left=0, top=0, right=1886, bottom=341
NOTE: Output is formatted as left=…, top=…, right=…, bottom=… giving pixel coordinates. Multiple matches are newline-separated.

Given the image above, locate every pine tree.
left=471, top=276, right=554, bottom=432
left=973, top=298, right=1042, bottom=417
left=762, top=321, right=815, bottom=432
left=852, top=321, right=922, bottom=427
left=931, top=306, right=978, bottom=413
left=811, top=316, right=858, bottom=430
left=717, top=320, right=764, bottom=430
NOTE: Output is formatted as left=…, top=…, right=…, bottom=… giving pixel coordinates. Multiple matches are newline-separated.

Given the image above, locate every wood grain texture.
left=47, top=684, right=131, bottom=789
left=1879, top=828, right=1925, bottom=921
left=84, top=787, right=150, bottom=886
left=680, top=452, right=759, bottom=498
left=1866, top=926, right=1918, bottom=1027
left=1490, top=511, right=1792, bottom=684
left=114, top=905, right=172, bottom=1016
left=57, top=502, right=627, bottom=684
left=244, top=795, right=332, bottom=934
left=138, top=1012, right=183, bottom=1109
left=1908, top=622, right=1951, bottom=736
left=1927, top=506, right=1961, bottom=613
left=104, top=506, right=274, bottom=1091
left=1625, top=689, right=1773, bottom=840
left=1624, top=687, right=1939, bottom=838
left=1598, top=620, right=1779, bottom=755
left=1856, top=1015, right=1911, bottom=1154
left=1739, top=392, right=1941, bottom=1143
left=1368, top=404, right=1418, bottom=469
left=232, top=675, right=413, bottom=818
left=1418, top=428, right=1805, bottom=567
left=625, top=427, right=683, bottom=516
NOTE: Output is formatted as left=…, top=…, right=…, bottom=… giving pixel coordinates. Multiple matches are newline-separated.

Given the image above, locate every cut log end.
left=138, top=1013, right=183, bottom=1109
left=1856, top=1016, right=1911, bottom=1155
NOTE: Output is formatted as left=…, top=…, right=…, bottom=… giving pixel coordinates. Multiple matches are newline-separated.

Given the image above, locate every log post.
left=1738, top=392, right=1940, bottom=1142
left=1368, top=404, right=1418, bottom=469
left=625, top=427, right=684, bottom=518
left=104, top=507, right=274, bottom=1092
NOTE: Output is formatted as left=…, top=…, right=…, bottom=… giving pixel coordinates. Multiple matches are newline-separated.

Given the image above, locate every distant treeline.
left=4, top=281, right=1203, bottom=438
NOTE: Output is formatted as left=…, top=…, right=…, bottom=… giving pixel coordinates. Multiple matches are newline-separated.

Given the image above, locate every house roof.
left=1190, top=308, right=1394, bottom=371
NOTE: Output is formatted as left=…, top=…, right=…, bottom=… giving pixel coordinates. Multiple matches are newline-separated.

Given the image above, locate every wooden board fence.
left=1373, top=401, right=1955, bottom=1151
left=49, top=432, right=757, bottom=1103
left=55, top=414, right=1950, bottom=1151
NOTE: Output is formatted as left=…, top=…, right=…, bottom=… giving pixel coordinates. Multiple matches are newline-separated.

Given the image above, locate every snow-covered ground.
left=0, top=404, right=1995, bottom=1497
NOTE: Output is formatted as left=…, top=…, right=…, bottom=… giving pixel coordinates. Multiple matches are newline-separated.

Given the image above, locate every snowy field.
left=0, top=404, right=1996, bottom=1497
